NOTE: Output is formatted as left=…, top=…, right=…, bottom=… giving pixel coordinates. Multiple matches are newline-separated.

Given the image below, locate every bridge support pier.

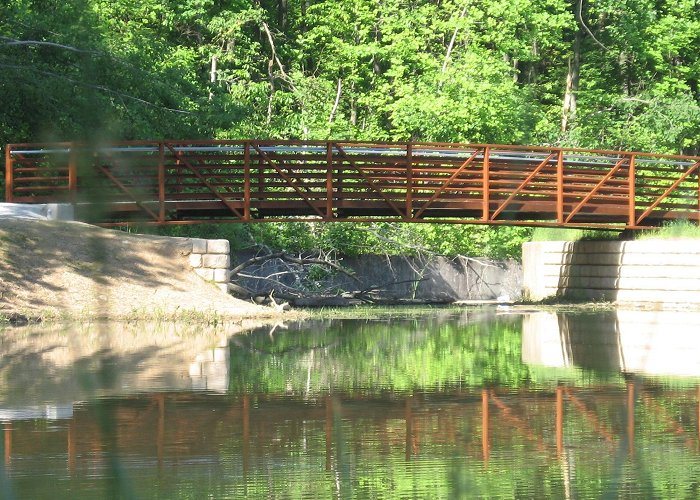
left=523, top=240, right=700, bottom=304
left=189, top=238, right=231, bottom=293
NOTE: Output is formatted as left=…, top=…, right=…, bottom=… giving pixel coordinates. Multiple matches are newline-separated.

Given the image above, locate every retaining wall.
left=233, top=252, right=523, bottom=302
left=188, top=238, right=231, bottom=293
left=523, top=240, right=700, bottom=304
left=339, top=254, right=522, bottom=302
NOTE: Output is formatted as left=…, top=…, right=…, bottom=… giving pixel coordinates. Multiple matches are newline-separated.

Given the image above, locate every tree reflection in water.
left=2, top=308, right=700, bottom=498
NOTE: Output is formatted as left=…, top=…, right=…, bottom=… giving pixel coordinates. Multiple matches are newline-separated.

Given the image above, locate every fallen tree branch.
left=231, top=251, right=359, bottom=282
left=260, top=21, right=295, bottom=89
left=230, top=251, right=286, bottom=275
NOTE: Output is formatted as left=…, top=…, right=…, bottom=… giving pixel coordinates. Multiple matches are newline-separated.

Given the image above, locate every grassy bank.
left=531, top=219, right=700, bottom=243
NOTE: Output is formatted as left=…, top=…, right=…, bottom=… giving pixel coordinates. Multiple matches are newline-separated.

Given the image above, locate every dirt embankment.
left=0, top=219, right=281, bottom=321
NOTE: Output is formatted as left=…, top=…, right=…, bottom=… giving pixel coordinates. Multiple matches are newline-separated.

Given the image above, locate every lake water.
left=2, top=307, right=700, bottom=498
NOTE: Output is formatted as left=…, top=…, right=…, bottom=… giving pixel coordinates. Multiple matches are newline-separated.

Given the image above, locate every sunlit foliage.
left=3, top=0, right=700, bottom=256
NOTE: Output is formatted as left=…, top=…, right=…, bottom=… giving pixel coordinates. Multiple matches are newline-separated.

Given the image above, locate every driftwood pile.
left=228, top=247, right=425, bottom=307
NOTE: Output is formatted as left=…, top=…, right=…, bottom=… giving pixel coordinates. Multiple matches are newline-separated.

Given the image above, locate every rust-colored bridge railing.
left=4, top=140, right=700, bottom=228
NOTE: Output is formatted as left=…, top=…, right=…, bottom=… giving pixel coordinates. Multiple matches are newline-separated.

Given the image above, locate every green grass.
left=308, top=304, right=465, bottom=320
left=636, top=219, right=700, bottom=239
left=530, top=227, right=621, bottom=242
left=529, top=220, right=700, bottom=242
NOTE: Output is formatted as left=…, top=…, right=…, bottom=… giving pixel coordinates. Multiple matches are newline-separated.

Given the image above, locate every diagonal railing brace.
left=565, top=156, right=629, bottom=223
left=491, top=153, right=556, bottom=220
left=636, top=161, right=700, bottom=226
left=414, top=149, right=482, bottom=219
left=166, top=145, right=245, bottom=219
left=96, top=164, right=160, bottom=221
left=333, top=144, right=406, bottom=219
left=252, top=144, right=326, bottom=218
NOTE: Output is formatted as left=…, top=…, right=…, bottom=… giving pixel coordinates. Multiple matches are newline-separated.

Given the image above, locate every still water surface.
left=2, top=307, right=700, bottom=498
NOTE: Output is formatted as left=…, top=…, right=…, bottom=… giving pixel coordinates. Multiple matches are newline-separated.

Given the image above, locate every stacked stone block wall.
left=523, top=240, right=700, bottom=304
left=189, top=238, right=231, bottom=293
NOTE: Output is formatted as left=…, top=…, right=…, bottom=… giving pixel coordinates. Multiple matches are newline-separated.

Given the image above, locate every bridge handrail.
left=5, top=140, right=700, bottom=229
left=7, top=139, right=700, bottom=162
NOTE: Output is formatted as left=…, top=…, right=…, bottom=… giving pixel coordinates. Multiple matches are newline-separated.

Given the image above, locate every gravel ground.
left=0, top=218, right=280, bottom=321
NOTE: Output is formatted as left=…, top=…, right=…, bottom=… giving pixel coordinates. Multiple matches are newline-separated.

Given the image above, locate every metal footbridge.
left=4, top=140, right=700, bottom=228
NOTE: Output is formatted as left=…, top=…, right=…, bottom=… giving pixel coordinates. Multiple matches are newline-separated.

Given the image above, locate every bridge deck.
left=5, top=140, right=700, bottom=228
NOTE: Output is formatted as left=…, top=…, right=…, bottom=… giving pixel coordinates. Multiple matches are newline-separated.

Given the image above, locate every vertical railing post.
left=174, top=157, right=182, bottom=194
left=697, top=166, right=700, bottom=224
left=557, top=149, right=564, bottom=224
left=628, top=154, right=636, bottom=227
left=626, top=380, right=635, bottom=457
left=556, top=386, right=564, bottom=455
left=67, top=419, right=76, bottom=475
left=5, top=145, right=13, bottom=202
left=482, top=147, right=490, bottom=221
left=481, top=389, right=490, bottom=464
left=405, top=396, right=414, bottom=460
left=3, top=422, right=11, bottom=468
left=242, top=394, right=250, bottom=475
left=156, top=394, right=165, bottom=472
left=244, top=141, right=251, bottom=221
left=326, top=142, right=333, bottom=220
left=325, top=396, right=333, bottom=472
left=158, top=142, right=165, bottom=223
left=257, top=142, right=265, bottom=201
left=68, top=143, right=78, bottom=204
left=335, top=144, right=343, bottom=201
left=697, top=386, right=700, bottom=444
left=406, top=142, right=413, bottom=220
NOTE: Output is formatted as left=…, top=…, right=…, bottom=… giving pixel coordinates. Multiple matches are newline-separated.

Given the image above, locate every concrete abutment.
left=188, top=238, right=231, bottom=293
left=523, top=240, right=700, bottom=305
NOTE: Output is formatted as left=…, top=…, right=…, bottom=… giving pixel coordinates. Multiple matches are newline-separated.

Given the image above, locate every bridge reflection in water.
left=1, top=312, right=700, bottom=497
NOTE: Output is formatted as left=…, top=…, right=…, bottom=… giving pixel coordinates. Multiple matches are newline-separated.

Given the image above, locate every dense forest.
left=2, top=0, right=700, bottom=255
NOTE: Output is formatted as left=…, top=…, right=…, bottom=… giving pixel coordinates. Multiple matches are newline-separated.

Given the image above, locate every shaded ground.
left=0, top=219, right=278, bottom=320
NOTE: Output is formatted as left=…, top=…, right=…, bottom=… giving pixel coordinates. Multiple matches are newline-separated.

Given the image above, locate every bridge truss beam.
left=5, top=140, right=700, bottom=229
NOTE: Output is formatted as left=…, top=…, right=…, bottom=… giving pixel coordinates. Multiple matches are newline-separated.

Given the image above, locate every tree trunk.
left=561, top=30, right=581, bottom=134
left=527, top=39, right=539, bottom=84
left=328, top=78, right=342, bottom=123
left=301, top=0, right=313, bottom=72
left=441, top=5, right=467, bottom=74
left=372, top=19, right=382, bottom=75
left=350, top=99, right=357, bottom=126
left=278, top=0, right=288, bottom=31
left=209, top=55, right=218, bottom=100
left=210, top=55, right=218, bottom=84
